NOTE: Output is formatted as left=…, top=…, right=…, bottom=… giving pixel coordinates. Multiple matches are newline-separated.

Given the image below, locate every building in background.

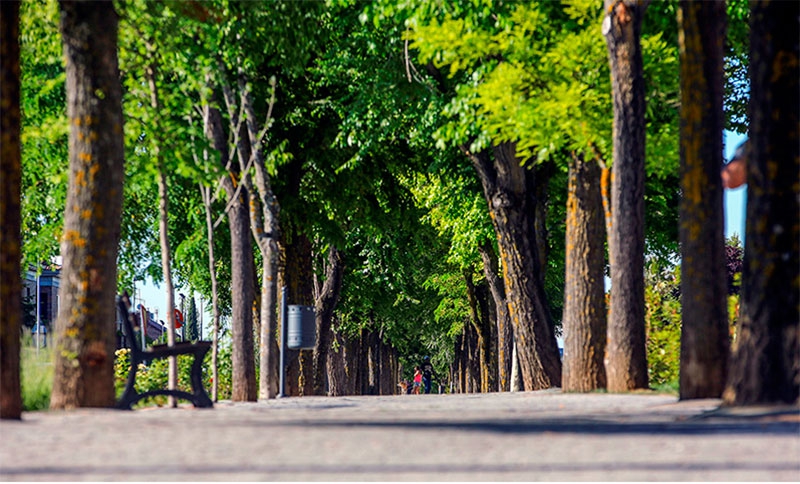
left=22, top=264, right=61, bottom=347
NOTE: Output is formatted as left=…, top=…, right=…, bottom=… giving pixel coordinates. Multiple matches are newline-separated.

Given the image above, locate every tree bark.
left=326, top=316, right=348, bottom=396
left=283, top=229, right=315, bottom=396
left=0, top=0, right=23, bottom=420
left=479, top=241, right=512, bottom=391
left=466, top=143, right=562, bottom=390
left=235, top=72, right=282, bottom=401
left=562, top=153, right=608, bottom=392
left=204, top=96, right=258, bottom=402
left=51, top=0, right=124, bottom=409
left=312, top=246, right=345, bottom=395
left=476, top=279, right=497, bottom=392
left=602, top=0, right=650, bottom=391
left=228, top=181, right=257, bottom=401
left=724, top=1, right=799, bottom=406
left=677, top=0, right=730, bottom=399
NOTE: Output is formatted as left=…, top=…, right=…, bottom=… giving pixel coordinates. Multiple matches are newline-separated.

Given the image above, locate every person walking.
left=421, top=356, right=437, bottom=394
left=412, top=366, right=422, bottom=395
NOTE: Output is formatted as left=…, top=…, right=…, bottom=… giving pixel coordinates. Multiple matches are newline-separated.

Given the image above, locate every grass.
left=20, top=343, right=53, bottom=411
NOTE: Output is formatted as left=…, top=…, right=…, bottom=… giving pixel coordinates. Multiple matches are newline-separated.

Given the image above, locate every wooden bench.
left=115, top=293, right=213, bottom=409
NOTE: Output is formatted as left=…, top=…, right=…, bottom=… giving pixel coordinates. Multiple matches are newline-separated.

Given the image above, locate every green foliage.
left=114, top=342, right=233, bottom=407
left=643, top=261, right=681, bottom=389
left=19, top=0, right=69, bottom=269
left=20, top=345, right=53, bottom=411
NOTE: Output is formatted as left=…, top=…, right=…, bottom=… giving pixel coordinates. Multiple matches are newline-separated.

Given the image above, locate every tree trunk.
left=203, top=89, right=257, bottom=402
left=453, top=332, right=464, bottom=393
left=326, top=317, right=348, bottom=396
left=677, top=0, right=730, bottom=399
left=479, top=241, right=512, bottom=391
left=235, top=73, right=282, bottom=401
left=476, top=279, right=497, bottom=392
left=379, top=340, right=395, bottom=395
left=145, top=55, right=179, bottom=408
left=283, top=229, right=315, bottom=396
left=467, top=143, right=562, bottom=390
left=51, top=0, right=124, bottom=409
left=200, top=180, right=221, bottom=401
left=0, top=0, right=23, bottom=420
left=229, top=185, right=257, bottom=401
left=201, top=103, right=230, bottom=402
left=562, top=153, right=608, bottom=392
left=312, top=246, right=345, bottom=395
left=724, top=1, right=799, bottom=406
left=347, top=331, right=361, bottom=395
left=602, top=0, right=650, bottom=392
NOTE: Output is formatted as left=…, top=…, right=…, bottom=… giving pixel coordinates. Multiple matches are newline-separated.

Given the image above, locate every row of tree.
left=1, top=0, right=797, bottom=418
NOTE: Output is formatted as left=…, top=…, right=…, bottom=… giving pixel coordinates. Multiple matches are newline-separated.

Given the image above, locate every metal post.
left=35, top=269, right=40, bottom=353
left=278, top=286, right=287, bottom=398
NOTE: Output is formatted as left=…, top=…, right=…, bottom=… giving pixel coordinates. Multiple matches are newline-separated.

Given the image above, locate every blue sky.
left=724, top=130, right=748, bottom=241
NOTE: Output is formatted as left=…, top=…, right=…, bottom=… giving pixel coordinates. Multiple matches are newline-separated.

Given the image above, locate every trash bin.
left=287, top=305, right=316, bottom=349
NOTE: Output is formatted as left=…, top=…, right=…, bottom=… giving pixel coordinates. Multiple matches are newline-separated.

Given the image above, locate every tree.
left=50, top=0, right=124, bottom=409
left=677, top=0, right=729, bottom=399
left=0, top=0, right=23, bottom=420
left=602, top=0, right=650, bottom=391
left=203, top=100, right=257, bottom=402
left=724, top=1, right=799, bottom=405
left=562, top=153, right=607, bottom=392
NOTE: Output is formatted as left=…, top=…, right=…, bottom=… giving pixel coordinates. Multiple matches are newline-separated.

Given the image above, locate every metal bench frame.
left=115, top=293, right=213, bottom=409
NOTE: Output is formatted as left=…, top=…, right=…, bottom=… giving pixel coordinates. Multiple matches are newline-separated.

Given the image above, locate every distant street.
left=1, top=391, right=798, bottom=481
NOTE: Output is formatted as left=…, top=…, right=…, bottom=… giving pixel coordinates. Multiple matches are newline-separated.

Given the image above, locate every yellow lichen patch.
left=80, top=208, right=92, bottom=220
left=79, top=152, right=92, bottom=163
left=88, top=163, right=100, bottom=180
left=74, top=170, right=86, bottom=187
left=83, top=115, right=94, bottom=126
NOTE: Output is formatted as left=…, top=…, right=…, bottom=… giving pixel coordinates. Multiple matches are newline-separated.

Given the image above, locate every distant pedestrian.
left=413, top=366, right=422, bottom=395
left=420, top=356, right=437, bottom=394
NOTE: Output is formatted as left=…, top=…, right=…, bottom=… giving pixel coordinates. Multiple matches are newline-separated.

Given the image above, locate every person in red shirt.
left=412, top=366, right=422, bottom=395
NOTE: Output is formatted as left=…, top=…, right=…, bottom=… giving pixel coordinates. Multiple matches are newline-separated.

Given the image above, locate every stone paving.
left=1, top=390, right=798, bottom=481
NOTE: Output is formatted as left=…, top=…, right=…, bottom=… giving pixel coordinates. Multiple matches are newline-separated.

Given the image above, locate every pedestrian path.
left=1, top=391, right=798, bottom=481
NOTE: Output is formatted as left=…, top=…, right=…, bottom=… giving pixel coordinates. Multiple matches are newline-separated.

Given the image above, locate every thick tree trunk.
left=229, top=188, right=257, bottom=401
left=467, top=143, right=562, bottom=390
left=51, top=0, right=124, bottom=409
left=562, top=154, right=608, bottom=392
left=677, top=0, right=730, bottom=399
left=479, top=241, right=512, bottom=391
left=0, top=0, right=23, bottom=420
left=724, top=1, right=799, bottom=406
left=602, top=0, right=650, bottom=391
left=312, top=246, right=345, bottom=395
left=379, top=340, right=395, bottom=395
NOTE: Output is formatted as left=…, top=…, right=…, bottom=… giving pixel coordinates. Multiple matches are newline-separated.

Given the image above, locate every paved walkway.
left=1, top=391, right=798, bottom=481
